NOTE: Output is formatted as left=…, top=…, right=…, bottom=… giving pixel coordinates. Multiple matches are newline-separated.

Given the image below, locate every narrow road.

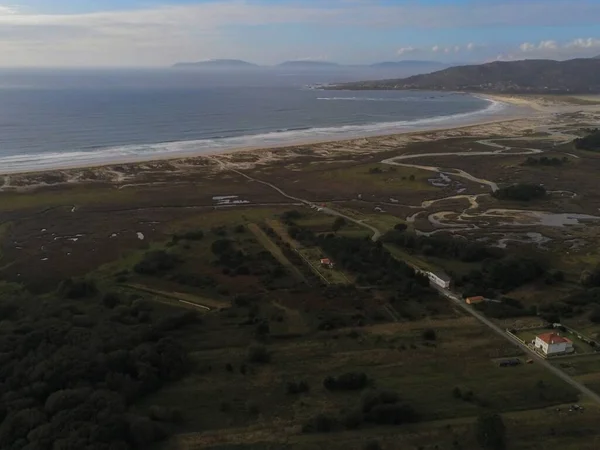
left=211, top=157, right=381, bottom=241
left=436, top=286, right=600, bottom=406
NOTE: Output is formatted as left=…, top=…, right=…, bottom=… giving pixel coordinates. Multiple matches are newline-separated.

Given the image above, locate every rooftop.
left=537, top=332, right=572, bottom=345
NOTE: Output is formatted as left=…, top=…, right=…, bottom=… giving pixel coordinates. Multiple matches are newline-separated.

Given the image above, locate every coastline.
left=0, top=94, right=578, bottom=177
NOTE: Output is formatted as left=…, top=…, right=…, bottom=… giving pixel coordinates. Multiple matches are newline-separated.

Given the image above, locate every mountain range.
left=172, top=59, right=450, bottom=71
left=334, top=58, right=600, bottom=94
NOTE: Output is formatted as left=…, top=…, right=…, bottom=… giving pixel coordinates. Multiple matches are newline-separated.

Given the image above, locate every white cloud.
left=565, top=37, right=600, bottom=49
left=453, top=45, right=460, bottom=53
left=519, top=42, right=536, bottom=52
left=0, top=1, right=599, bottom=66
left=396, top=46, right=417, bottom=56
left=466, top=42, right=475, bottom=51
left=517, top=37, right=600, bottom=59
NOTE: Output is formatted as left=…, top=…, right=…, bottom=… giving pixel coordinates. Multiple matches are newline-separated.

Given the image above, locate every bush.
left=248, top=345, right=271, bottom=364
left=476, top=413, right=506, bottom=450
left=302, top=414, right=336, bottom=433
left=172, top=229, right=204, bottom=243
left=286, top=380, right=310, bottom=395
left=492, top=183, right=546, bottom=202
left=134, top=250, right=179, bottom=275
left=361, top=390, right=400, bottom=413
left=323, top=372, right=368, bottom=391
left=363, top=440, right=382, bottom=450
left=366, top=403, right=419, bottom=425
left=102, top=292, right=121, bottom=309
left=342, top=410, right=363, bottom=430
left=422, top=328, right=437, bottom=341
left=58, top=278, right=98, bottom=299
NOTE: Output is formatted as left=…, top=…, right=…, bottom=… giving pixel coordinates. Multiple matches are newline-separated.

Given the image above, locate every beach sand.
left=1, top=94, right=599, bottom=189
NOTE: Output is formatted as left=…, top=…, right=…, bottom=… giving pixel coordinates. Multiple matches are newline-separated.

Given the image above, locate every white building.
left=426, top=271, right=452, bottom=289
left=534, top=333, right=574, bottom=356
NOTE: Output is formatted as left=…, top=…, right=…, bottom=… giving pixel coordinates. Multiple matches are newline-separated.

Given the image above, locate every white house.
left=426, top=271, right=452, bottom=289
left=534, top=333, right=574, bottom=356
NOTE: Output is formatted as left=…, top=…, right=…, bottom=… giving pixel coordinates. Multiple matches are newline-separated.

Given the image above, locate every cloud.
left=517, top=37, right=600, bottom=59
left=396, top=46, right=417, bottom=56
left=565, top=38, right=600, bottom=49
left=0, top=0, right=599, bottom=66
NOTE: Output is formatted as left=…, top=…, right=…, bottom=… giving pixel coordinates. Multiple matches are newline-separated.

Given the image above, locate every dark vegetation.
left=0, top=286, right=195, bottom=449
left=574, top=129, right=600, bottom=151
left=383, top=229, right=546, bottom=297
left=289, top=226, right=430, bottom=295
left=523, top=156, right=568, bottom=167
left=492, top=183, right=547, bottom=202
left=384, top=230, right=498, bottom=262
left=303, top=388, right=419, bottom=434
left=476, top=413, right=506, bottom=450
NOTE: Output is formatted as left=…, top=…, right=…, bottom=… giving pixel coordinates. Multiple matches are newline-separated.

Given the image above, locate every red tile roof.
left=537, top=333, right=572, bottom=345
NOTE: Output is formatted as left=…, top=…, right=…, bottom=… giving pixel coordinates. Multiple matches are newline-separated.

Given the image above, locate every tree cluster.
left=292, top=230, right=430, bottom=294
left=574, top=129, right=600, bottom=151
left=384, top=230, right=498, bottom=263
left=323, top=372, right=369, bottom=391
left=0, top=288, right=195, bottom=449
left=523, top=156, right=568, bottom=167
left=461, top=256, right=546, bottom=295
left=134, top=250, right=180, bottom=276
left=492, top=183, right=547, bottom=202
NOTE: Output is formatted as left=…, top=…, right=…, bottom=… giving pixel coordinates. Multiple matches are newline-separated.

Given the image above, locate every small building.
left=466, top=296, right=486, bottom=305
left=534, top=333, right=574, bottom=356
left=320, top=258, right=334, bottom=269
left=426, top=271, right=452, bottom=289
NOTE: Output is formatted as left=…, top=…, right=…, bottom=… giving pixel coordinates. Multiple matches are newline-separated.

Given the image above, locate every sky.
left=1, top=0, right=600, bottom=67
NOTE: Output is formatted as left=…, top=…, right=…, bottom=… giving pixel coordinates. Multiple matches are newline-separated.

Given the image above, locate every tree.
left=332, top=217, right=347, bottom=232
left=422, top=329, right=437, bottom=341
left=247, top=345, right=271, bottom=364
left=476, top=413, right=506, bottom=450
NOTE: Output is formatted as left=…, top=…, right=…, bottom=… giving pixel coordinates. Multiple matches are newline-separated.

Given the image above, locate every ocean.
left=0, top=69, right=510, bottom=174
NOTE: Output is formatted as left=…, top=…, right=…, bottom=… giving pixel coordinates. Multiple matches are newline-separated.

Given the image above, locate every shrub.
left=324, top=372, right=368, bottom=391
left=342, top=409, right=364, bottom=430
left=102, top=292, right=121, bottom=309
left=422, top=328, right=437, bottom=341
left=58, top=278, right=98, bottom=299
left=286, top=380, right=310, bottom=395
left=134, top=250, right=179, bottom=275
left=248, top=345, right=271, bottom=364
left=363, top=440, right=382, bottom=450
left=302, top=414, right=336, bottom=433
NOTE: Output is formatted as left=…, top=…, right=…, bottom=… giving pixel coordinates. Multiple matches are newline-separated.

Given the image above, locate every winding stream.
left=381, top=126, right=600, bottom=244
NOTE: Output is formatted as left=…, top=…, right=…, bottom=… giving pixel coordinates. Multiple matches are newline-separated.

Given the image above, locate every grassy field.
left=144, top=316, right=589, bottom=450
left=248, top=223, right=307, bottom=283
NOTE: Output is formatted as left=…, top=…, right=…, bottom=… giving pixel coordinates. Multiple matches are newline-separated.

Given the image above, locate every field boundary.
left=248, top=223, right=307, bottom=283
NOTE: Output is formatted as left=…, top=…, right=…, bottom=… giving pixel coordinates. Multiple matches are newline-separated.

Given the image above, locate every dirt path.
left=122, top=284, right=229, bottom=311
left=211, top=157, right=381, bottom=241
left=247, top=223, right=307, bottom=283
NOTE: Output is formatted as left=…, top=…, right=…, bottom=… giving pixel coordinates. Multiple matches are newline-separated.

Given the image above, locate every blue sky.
left=1, top=0, right=600, bottom=67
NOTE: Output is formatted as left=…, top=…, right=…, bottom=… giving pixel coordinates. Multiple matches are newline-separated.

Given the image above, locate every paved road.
left=436, top=286, right=600, bottom=406
left=212, top=158, right=381, bottom=241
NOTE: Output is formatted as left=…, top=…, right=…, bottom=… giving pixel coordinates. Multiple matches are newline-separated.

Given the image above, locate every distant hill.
left=334, top=58, right=600, bottom=94
left=594, top=54, right=600, bottom=59
left=172, top=59, right=259, bottom=69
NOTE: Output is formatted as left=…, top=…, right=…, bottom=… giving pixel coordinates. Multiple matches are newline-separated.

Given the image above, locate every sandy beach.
left=1, top=94, right=599, bottom=187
